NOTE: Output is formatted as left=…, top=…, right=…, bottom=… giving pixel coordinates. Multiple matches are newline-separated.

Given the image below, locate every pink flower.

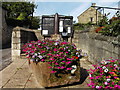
left=47, top=54, right=52, bottom=56
left=66, top=68, right=72, bottom=70
left=67, top=58, right=73, bottom=60
left=31, top=51, right=34, bottom=53
left=61, top=42, right=68, bottom=45
left=41, top=59, right=45, bottom=61
left=95, top=76, right=101, bottom=79
left=114, top=76, right=118, bottom=79
left=100, top=74, right=103, bottom=75
left=60, top=52, right=63, bottom=54
left=55, top=62, right=59, bottom=65
left=48, top=62, right=51, bottom=64
left=41, top=51, right=46, bottom=53
left=66, top=61, right=72, bottom=64
left=50, top=58, right=54, bottom=60
left=105, top=86, right=109, bottom=89
left=114, top=85, right=119, bottom=88
left=61, top=66, right=65, bottom=69
left=50, top=71, right=57, bottom=73
left=53, top=48, right=57, bottom=51
left=48, top=66, right=52, bottom=68
left=89, top=77, right=94, bottom=79
left=62, top=61, right=65, bottom=63
left=56, top=54, right=60, bottom=57
left=57, top=67, right=61, bottom=69
left=66, top=52, right=68, bottom=53
left=26, top=55, right=30, bottom=58
left=112, top=82, right=114, bottom=85
left=92, top=85, right=95, bottom=88
left=109, top=72, right=114, bottom=74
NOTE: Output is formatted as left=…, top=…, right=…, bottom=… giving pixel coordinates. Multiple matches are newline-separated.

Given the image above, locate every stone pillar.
left=11, top=27, right=21, bottom=59
left=54, top=13, right=59, bottom=34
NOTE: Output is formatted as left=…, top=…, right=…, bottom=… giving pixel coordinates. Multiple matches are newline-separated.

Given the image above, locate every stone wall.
left=12, top=26, right=43, bottom=58
left=73, top=30, right=120, bottom=64
left=0, top=7, right=13, bottom=48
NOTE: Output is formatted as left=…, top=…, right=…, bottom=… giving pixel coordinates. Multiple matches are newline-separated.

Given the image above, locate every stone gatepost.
left=11, top=27, right=21, bottom=59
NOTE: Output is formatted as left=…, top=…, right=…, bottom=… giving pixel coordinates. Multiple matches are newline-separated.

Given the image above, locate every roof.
left=77, top=6, right=102, bottom=18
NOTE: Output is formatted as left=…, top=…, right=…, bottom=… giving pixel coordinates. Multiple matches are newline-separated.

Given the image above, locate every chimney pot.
left=92, top=3, right=96, bottom=6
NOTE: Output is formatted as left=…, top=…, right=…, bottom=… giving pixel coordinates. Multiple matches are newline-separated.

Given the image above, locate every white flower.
left=104, top=82, right=108, bottom=85
left=34, top=53, right=37, bottom=56
left=38, top=43, right=41, bottom=45
left=38, top=55, right=43, bottom=59
left=107, top=79, right=111, bottom=82
left=32, top=55, right=36, bottom=58
left=71, top=65, right=77, bottom=74
left=30, top=59, right=34, bottom=61
left=38, top=52, right=41, bottom=55
left=76, top=52, right=79, bottom=55
left=104, top=61, right=108, bottom=64
left=54, top=42, right=58, bottom=45
left=104, top=68, right=108, bottom=73
left=89, top=74, right=91, bottom=77
left=68, top=50, right=70, bottom=52
left=29, top=44, right=32, bottom=47
left=36, top=59, right=38, bottom=62
left=102, top=66, right=106, bottom=69
left=114, top=64, right=118, bottom=67
left=96, top=86, right=100, bottom=89
left=78, top=55, right=81, bottom=57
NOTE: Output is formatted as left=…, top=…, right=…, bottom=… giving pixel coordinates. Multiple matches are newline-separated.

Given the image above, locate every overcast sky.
left=33, top=0, right=119, bottom=22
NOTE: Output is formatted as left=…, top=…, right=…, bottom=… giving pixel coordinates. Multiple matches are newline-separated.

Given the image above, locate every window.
left=90, top=17, right=94, bottom=23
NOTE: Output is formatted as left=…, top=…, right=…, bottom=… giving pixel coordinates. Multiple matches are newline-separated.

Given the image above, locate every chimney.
left=92, top=3, right=96, bottom=6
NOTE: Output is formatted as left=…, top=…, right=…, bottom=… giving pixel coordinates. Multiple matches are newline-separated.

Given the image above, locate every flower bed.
left=22, top=39, right=82, bottom=87
left=87, top=58, right=120, bottom=89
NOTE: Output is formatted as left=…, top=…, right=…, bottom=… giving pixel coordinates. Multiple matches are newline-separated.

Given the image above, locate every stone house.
left=77, top=3, right=103, bottom=24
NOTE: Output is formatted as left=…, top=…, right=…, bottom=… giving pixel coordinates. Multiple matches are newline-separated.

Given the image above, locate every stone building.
left=77, top=3, right=103, bottom=24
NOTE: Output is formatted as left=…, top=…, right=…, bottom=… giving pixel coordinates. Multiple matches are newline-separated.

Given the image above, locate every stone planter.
left=28, top=60, right=80, bottom=87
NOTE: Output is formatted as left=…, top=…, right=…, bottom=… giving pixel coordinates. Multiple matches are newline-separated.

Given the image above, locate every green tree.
left=2, top=2, right=36, bottom=19
left=98, top=13, right=110, bottom=26
left=2, top=2, right=40, bottom=29
left=28, top=16, right=40, bottom=29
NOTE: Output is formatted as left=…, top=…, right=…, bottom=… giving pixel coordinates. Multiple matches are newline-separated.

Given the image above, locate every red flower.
left=76, top=57, right=79, bottom=59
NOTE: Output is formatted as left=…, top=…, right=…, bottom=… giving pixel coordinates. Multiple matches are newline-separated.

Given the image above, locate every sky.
left=33, top=0, right=120, bottom=22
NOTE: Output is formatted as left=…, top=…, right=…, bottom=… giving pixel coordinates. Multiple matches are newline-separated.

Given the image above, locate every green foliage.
left=29, top=17, right=40, bottom=29
left=101, top=20, right=120, bottom=36
left=2, top=2, right=40, bottom=29
left=2, top=2, right=36, bottom=19
left=97, top=12, right=120, bottom=37
left=73, top=23, right=84, bottom=30
left=73, top=22, right=95, bottom=30
left=17, top=12, right=27, bottom=20
left=98, top=16, right=109, bottom=26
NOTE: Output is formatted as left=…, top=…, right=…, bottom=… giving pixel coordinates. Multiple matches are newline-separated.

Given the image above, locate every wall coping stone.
left=13, top=26, right=35, bottom=32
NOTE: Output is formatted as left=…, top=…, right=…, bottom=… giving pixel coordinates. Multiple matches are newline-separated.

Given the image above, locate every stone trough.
left=28, top=60, right=80, bottom=88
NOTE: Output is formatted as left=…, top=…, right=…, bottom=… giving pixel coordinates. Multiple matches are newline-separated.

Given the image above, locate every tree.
left=2, top=2, right=40, bottom=29
left=98, top=13, right=110, bottom=26
left=2, top=2, right=36, bottom=19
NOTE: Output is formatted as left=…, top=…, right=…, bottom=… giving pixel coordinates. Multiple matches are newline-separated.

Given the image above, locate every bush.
left=101, top=20, right=120, bottom=36
left=22, top=39, right=82, bottom=74
left=87, top=58, right=120, bottom=89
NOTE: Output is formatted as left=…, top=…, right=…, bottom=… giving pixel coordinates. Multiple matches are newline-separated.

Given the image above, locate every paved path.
left=0, top=48, right=12, bottom=71
left=0, top=56, right=94, bottom=89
